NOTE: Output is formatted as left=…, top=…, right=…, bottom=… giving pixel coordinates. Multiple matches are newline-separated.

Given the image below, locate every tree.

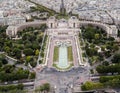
left=39, top=60, right=42, bottom=64
left=28, top=34, right=36, bottom=42
left=102, top=61, right=109, bottom=66
left=0, top=55, right=7, bottom=64
left=43, top=83, right=50, bottom=92
left=40, top=24, right=47, bottom=32
left=112, top=53, right=120, bottom=63
left=4, top=46, right=11, bottom=53
left=86, top=48, right=97, bottom=57
left=0, top=39, right=4, bottom=51
left=41, top=51, right=44, bottom=57
left=17, top=31, right=22, bottom=37
left=94, top=34, right=100, bottom=40
left=23, top=48, right=34, bottom=56
left=37, top=34, right=43, bottom=43
left=12, top=48, right=21, bottom=59
left=35, top=49, right=39, bottom=56
left=113, top=45, right=119, bottom=51
left=96, top=64, right=120, bottom=74
left=32, top=43, right=39, bottom=50
left=98, top=53, right=104, bottom=61
left=22, top=33, right=28, bottom=41
left=106, top=44, right=113, bottom=51
left=39, top=83, right=50, bottom=92
left=30, top=61, right=37, bottom=68
left=0, top=84, right=24, bottom=92
left=5, top=41, right=13, bottom=47
left=108, top=37, right=115, bottom=41
left=29, top=72, right=36, bottom=79
left=81, top=81, right=103, bottom=91
left=0, top=61, right=2, bottom=67
left=2, top=58, right=8, bottom=65
left=81, top=81, right=94, bottom=90
left=26, top=56, right=33, bottom=62
left=104, top=51, right=111, bottom=58
left=25, top=43, right=32, bottom=49
left=17, top=84, right=24, bottom=90
left=96, top=65, right=107, bottom=74
left=101, top=46, right=106, bottom=51
left=118, top=30, right=120, bottom=37
left=2, top=65, right=15, bottom=73
left=99, top=75, right=120, bottom=88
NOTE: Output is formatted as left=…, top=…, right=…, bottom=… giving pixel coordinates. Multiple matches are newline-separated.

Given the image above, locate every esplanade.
left=45, top=16, right=81, bottom=69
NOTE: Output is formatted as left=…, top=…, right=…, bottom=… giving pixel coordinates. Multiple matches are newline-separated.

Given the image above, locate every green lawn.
left=53, top=46, right=59, bottom=62
left=67, top=46, right=73, bottom=62
left=53, top=46, right=73, bottom=62
left=53, top=63, right=73, bottom=71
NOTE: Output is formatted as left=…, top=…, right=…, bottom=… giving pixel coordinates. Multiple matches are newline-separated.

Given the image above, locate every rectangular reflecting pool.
left=57, top=45, right=69, bottom=68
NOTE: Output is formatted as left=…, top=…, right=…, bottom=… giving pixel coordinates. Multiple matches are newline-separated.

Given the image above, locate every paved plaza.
left=35, top=66, right=90, bottom=93
left=47, top=36, right=79, bottom=68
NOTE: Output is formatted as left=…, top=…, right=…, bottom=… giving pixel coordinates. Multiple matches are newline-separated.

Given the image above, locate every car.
left=4, top=82, right=8, bottom=85
left=13, top=81, right=18, bottom=84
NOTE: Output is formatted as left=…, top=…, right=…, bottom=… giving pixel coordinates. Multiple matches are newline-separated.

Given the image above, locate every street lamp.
left=71, top=84, right=73, bottom=92
left=54, top=85, right=57, bottom=93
